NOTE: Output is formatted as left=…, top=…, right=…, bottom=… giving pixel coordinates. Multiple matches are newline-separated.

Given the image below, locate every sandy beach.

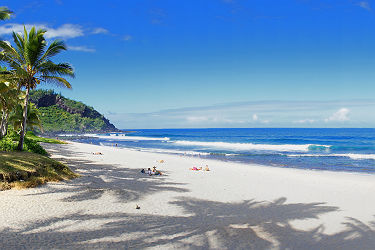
left=0, top=141, right=374, bottom=249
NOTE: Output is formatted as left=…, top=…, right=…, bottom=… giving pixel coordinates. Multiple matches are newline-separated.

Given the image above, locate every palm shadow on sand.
left=28, top=143, right=188, bottom=202
left=1, top=196, right=374, bottom=249
left=5, top=143, right=373, bottom=249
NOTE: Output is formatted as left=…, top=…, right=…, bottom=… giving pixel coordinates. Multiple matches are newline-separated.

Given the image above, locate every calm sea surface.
left=61, top=128, right=375, bottom=174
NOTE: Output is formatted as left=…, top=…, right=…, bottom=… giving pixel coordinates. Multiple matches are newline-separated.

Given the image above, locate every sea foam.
left=173, top=140, right=328, bottom=152
left=83, top=133, right=170, bottom=141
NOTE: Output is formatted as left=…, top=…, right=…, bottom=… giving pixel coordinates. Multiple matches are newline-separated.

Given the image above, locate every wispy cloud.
left=358, top=1, right=371, bottom=10
left=67, top=45, right=95, bottom=53
left=0, top=23, right=110, bottom=39
left=294, top=119, right=315, bottom=124
left=106, top=100, right=375, bottom=129
left=91, top=27, right=108, bottom=34
left=325, top=108, right=350, bottom=122
left=0, top=23, right=83, bottom=39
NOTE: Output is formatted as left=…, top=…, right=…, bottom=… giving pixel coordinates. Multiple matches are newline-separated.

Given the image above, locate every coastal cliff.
left=29, top=89, right=119, bottom=133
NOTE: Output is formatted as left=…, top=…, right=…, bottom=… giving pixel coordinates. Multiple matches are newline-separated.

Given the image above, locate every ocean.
left=61, top=128, right=375, bottom=174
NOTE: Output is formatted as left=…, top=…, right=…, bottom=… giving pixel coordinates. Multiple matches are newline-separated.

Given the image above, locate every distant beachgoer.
left=93, top=152, right=103, bottom=155
left=147, top=168, right=152, bottom=175
left=141, top=169, right=145, bottom=174
left=190, top=166, right=200, bottom=171
left=205, top=165, right=210, bottom=171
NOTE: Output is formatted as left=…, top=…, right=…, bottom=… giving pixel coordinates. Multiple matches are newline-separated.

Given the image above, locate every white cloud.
left=91, top=27, right=108, bottom=34
left=107, top=100, right=375, bottom=129
left=252, top=114, right=258, bottom=121
left=0, top=23, right=84, bottom=39
left=67, top=45, right=95, bottom=53
left=325, top=108, right=350, bottom=122
left=358, top=1, right=371, bottom=11
left=186, top=116, right=209, bottom=122
left=294, top=119, right=315, bottom=124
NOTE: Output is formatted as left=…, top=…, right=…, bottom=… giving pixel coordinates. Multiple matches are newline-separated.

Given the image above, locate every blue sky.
left=1, top=0, right=375, bottom=128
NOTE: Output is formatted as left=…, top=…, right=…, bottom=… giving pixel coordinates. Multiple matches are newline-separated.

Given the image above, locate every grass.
left=26, top=132, right=66, bottom=144
left=0, top=151, right=78, bottom=190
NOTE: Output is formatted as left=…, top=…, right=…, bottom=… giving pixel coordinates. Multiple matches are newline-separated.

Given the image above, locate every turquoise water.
left=64, top=128, right=375, bottom=173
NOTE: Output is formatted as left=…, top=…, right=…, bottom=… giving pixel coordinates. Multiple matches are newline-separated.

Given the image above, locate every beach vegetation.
left=25, top=131, right=66, bottom=144
left=0, top=130, right=48, bottom=155
left=9, top=103, right=43, bottom=132
left=0, top=151, right=78, bottom=190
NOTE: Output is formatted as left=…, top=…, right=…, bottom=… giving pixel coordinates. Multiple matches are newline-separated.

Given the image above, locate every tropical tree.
left=9, top=103, right=43, bottom=132
left=0, top=81, right=22, bottom=138
left=0, top=27, right=74, bottom=150
left=0, top=6, right=12, bottom=20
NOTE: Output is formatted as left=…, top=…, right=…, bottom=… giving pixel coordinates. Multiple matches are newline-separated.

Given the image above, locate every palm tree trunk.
left=2, top=112, right=9, bottom=137
left=17, top=85, right=30, bottom=151
left=0, top=111, right=5, bottom=139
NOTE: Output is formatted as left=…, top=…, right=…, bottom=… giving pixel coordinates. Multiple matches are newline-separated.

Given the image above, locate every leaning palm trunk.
left=17, top=85, right=30, bottom=150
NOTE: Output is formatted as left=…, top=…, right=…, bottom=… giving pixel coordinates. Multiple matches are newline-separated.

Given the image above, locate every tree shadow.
left=1, top=195, right=373, bottom=249
left=5, top=143, right=372, bottom=249
left=28, top=143, right=188, bottom=203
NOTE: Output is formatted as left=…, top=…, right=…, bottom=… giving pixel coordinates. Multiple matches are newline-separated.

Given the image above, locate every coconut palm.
left=0, top=7, right=12, bottom=20
left=0, top=26, right=74, bottom=150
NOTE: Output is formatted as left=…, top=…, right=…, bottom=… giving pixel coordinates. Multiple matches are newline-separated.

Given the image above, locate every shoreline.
left=0, top=141, right=374, bottom=248
left=74, top=139, right=375, bottom=177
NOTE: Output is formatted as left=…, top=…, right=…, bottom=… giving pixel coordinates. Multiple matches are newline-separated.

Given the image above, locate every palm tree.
left=0, top=7, right=12, bottom=20
left=0, top=26, right=74, bottom=150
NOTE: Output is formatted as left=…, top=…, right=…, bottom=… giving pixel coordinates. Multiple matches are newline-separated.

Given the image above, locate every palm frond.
left=37, top=40, right=67, bottom=63
left=0, top=7, right=13, bottom=20
left=38, top=61, right=75, bottom=77
left=39, top=75, right=72, bottom=88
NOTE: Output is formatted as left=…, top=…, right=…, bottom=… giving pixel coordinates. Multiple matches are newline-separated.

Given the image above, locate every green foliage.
left=29, top=89, right=55, bottom=102
left=0, top=131, right=48, bottom=155
left=25, top=131, right=65, bottom=144
left=9, top=103, right=43, bottom=132
left=0, top=136, right=17, bottom=151
left=28, top=89, right=117, bottom=133
left=23, top=137, right=48, bottom=156
left=38, top=105, right=109, bottom=132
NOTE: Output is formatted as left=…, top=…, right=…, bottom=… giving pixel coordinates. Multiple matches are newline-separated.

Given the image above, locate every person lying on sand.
left=189, top=166, right=202, bottom=171
left=152, top=166, right=162, bottom=175
left=92, top=152, right=103, bottom=155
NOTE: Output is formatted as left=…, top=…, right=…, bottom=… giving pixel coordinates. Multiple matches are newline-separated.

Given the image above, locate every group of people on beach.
left=141, top=166, right=162, bottom=176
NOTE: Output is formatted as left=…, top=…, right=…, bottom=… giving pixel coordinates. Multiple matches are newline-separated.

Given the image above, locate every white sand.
left=1, top=141, right=374, bottom=249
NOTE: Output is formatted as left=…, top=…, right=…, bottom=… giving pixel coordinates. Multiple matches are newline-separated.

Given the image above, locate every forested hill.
left=29, top=90, right=119, bottom=133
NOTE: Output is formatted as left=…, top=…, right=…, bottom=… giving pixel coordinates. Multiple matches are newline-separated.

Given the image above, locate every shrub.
left=23, top=137, right=48, bottom=156
left=0, top=136, right=17, bottom=151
